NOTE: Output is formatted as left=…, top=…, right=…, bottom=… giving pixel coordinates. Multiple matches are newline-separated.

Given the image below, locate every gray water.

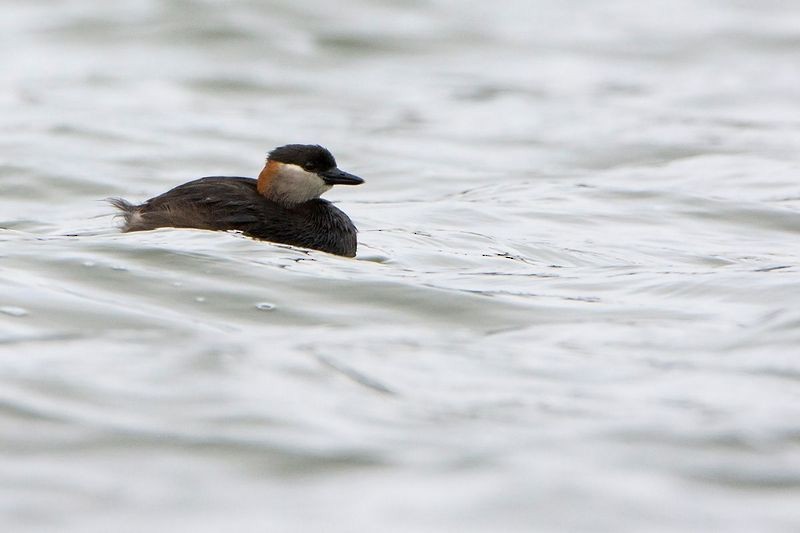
left=2, top=1, right=800, bottom=531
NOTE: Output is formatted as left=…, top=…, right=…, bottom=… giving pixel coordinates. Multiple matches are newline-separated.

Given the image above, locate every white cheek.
left=275, top=164, right=331, bottom=203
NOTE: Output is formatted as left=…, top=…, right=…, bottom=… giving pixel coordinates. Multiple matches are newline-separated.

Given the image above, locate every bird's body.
left=110, top=145, right=364, bottom=257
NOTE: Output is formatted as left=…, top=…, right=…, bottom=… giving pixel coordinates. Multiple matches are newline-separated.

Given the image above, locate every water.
left=2, top=1, right=800, bottom=531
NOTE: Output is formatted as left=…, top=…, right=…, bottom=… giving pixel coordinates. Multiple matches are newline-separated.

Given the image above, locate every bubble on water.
left=255, top=302, right=275, bottom=311
left=195, top=296, right=206, bottom=303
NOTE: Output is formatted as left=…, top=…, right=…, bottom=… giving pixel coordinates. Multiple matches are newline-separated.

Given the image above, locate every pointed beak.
left=318, top=167, right=365, bottom=186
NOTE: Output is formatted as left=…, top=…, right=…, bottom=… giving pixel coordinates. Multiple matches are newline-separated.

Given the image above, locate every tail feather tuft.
left=107, top=197, right=138, bottom=231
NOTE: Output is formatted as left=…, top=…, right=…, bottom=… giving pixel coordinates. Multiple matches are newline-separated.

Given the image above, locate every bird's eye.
left=304, top=162, right=315, bottom=171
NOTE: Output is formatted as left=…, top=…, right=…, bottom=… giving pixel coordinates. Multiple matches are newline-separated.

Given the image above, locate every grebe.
left=110, top=144, right=364, bottom=257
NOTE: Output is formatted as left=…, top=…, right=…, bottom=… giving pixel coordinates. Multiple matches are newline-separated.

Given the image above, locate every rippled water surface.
left=2, top=1, right=800, bottom=531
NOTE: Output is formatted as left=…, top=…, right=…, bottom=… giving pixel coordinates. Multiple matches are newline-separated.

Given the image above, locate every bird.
left=110, top=144, right=364, bottom=257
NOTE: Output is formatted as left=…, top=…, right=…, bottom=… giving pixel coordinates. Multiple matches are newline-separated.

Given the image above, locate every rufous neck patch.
left=257, top=160, right=281, bottom=196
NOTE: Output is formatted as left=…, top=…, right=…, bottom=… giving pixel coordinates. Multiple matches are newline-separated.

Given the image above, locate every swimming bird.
left=110, top=144, right=364, bottom=257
